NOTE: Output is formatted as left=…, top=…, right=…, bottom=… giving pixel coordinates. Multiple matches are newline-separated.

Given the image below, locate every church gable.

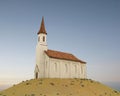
left=45, top=49, right=86, bottom=64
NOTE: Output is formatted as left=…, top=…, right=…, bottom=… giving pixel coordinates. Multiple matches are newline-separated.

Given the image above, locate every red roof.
left=45, top=49, right=86, bottom=64
left=37, top=16, right=47, bottom=35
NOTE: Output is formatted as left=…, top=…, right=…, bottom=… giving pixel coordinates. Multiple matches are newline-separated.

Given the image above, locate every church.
left=34, top=17, right=87, bottom=79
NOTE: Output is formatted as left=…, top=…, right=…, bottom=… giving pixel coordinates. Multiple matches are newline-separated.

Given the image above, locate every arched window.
left=81, top=66, right=83, bottom=74
left=75, top=64, right=77, bottom=74
left=65, top=64, right=68, bottom=73
left=55, top=63, right=57, bottom=72
left=43, top=36, right=45, bottom=42
left=46, top=61, right=47, bottom=69
left=36, top=72, right=38, bottom=79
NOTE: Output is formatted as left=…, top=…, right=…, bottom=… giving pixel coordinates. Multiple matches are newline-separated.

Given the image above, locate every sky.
left=0, top=0, right=120, bottom=90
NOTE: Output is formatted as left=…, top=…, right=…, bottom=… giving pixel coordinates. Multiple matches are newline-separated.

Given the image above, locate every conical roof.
left=37, top=17, right=47, bottom=35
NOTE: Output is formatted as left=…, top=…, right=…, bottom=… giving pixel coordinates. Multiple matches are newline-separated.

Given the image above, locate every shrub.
left=90, top=80, right=93, bottom=83
left=40, top=79, right=43, bottom=81
left=56, top=93, right=59, bottom=95
left=26, top=83, right=30, bottom=85
left=70, top=83, right=74, bottom=85
left=71, top=80, right=74, bottom=82
left=50, top=82, right=54, bottom=86
left=39, top=82, right=42, bottom=85
left=74, top=78, right=79, bottom=81
left=81, top=84, right=84, bottom=87
left=81, top=78, right=85, bottom=81
left=31, top=94, right=35, bottom=96
left=80, top=81, right=82, bottom=83
left=114, top=90, right=118, bottom=94
left=65, top=85, right=68, bottom=87
left=104, top=92, right=107, bottom=95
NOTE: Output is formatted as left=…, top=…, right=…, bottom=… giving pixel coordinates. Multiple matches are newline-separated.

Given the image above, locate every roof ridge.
left=45, top=49, right=86, bottom=64
left=47, top=49, right=73, bottom=55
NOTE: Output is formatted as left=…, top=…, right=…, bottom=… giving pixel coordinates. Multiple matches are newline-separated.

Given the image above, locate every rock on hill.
left=0, top=78, right=120, bottom=96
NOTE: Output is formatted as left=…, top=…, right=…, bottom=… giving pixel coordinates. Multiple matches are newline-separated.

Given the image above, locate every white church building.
left=34, top=17, right=87, bottom=79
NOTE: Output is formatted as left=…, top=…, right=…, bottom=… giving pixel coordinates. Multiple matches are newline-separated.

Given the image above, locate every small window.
left=38, top=37, right=40, bottom=42
left=43, top=36, right=45, bottom=42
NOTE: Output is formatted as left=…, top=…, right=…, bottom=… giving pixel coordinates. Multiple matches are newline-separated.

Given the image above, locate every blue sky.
left=0, top=0, right=120, bottom=88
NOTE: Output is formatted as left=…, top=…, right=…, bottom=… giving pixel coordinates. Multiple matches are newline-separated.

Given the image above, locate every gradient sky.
left=0, top=0, right=120, bottom=87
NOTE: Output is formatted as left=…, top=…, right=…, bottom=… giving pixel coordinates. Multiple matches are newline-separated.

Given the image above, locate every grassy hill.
left=0, top=78, right=120, bottom=96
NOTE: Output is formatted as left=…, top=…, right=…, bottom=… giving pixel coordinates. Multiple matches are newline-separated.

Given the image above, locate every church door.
left=36, top=72, right=38, bottom=79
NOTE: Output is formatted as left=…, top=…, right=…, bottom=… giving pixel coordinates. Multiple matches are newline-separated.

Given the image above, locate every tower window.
left=43, top=36, right=45, bottom=42
left=38, top=37, right=40, bottom=42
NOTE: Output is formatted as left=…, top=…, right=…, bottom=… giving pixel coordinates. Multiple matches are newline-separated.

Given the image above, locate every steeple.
left=37, top=17, right=47, bottom=35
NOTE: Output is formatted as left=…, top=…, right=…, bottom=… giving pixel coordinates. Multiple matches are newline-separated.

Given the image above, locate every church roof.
left=45, top=49, right=86, bottom=64
left=37, top=16, right=47, bottom=35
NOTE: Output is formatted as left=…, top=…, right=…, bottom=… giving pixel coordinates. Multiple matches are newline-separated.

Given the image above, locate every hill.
left=0, top=78, right=120, bottom=96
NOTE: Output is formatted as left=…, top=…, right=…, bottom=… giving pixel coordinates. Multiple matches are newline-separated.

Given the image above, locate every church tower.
left=35, top=17, right=47, bottom=78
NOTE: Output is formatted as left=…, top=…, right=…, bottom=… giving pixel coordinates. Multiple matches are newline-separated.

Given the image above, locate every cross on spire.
left=37, top=16, right=47, bottom=35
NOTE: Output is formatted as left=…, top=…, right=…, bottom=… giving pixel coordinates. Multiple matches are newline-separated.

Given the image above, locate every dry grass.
left=0, top=78, right=120, bottom=96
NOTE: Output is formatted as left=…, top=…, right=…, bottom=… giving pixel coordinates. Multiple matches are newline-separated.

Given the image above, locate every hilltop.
left=0, top=78, right=120, bottom=96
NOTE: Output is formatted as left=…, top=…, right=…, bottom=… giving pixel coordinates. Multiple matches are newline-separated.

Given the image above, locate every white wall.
left=35, top=51, right=87, bottom=79
left=43, top=54, right=87, bottom=78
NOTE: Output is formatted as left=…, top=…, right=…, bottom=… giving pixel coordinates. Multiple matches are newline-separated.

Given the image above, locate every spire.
left=37, top=16, right=47, bottom=35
